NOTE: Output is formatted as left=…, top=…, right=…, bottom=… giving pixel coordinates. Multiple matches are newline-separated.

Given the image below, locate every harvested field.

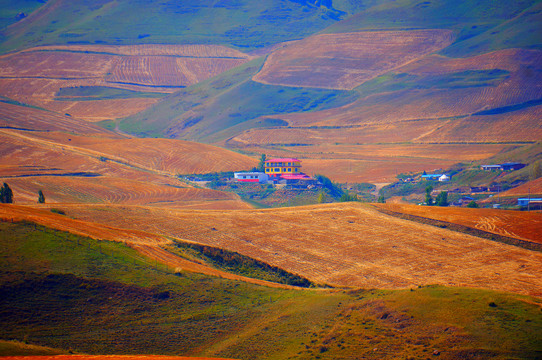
left=20, top=44, right=252, bottom=58
left=494, top=177, right=542, bottom=197
left=0, top=129, right=254, bottom=209
left=374, top=203, right=542, bottom=244
left=0, top=204, right=291, bottom=289
left=106, top=56, right=247, bottom=88
left=415, top=106, right=542, bottom=143
left=253, top=30, right=454, bottom=90
left=0, top=45, right=252, bottom=120
left=0, top=129, right=255, bottom=178
left=54, top=202, right=542, bottom=297
left=270, top=48, right=542, bottom=136
left=0, top=102, right=119, bottom=136
left=1, top=176, right=240, bottom=207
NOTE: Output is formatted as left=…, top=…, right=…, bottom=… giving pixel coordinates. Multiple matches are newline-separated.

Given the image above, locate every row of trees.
left=425, top=185, right=448, bottom=207
left=0, top=183, right=45, bottom=204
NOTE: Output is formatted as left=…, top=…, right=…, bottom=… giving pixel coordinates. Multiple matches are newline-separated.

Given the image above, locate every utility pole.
left=527, top=188, right=531, bottom=211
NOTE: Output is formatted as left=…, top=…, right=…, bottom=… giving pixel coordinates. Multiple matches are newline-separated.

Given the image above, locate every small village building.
left=481, top=165, right=501, bottom=171
left=500, top=162, right=526, bottom=171
left=234, top=172, right=269, bottom=183
left=422, top=174, right=443, bottom=180
left=518, top=198, right=542, bottom=207
left=481, top=163, right=525, bottom=171
left=264, top=158, right=302, bottom=179
left=438, top=174, right=451, bottom=182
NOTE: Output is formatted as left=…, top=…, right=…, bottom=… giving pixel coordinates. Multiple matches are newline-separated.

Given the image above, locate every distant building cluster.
left=234, top=158, right=314, bottom=185
left=481, top=162, right=525, bottom=171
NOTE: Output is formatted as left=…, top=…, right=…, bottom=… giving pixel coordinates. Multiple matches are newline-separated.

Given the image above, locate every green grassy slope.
left=1, top=219, right=542, bottom=359
left=119, top=57, right=358, bottom=142
left=0, top=0, right=368, bottom=54
left=0, top=0, right=46, bottom=30
left=322, top=0, right=542, bottom=57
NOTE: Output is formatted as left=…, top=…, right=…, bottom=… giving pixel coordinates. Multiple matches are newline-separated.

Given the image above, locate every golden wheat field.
left=253, top=30, right=454, bottom=90
left=375, top=203, right=542, bottom=244
left=35, top=202, right=542, bottom=297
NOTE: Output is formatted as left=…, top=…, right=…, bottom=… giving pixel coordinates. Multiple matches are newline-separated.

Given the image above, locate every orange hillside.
left=374, top=203, right=542, bottom=244
left=253, top=30, right=454, bottom=90
left=55, top=202, right=542, bottom=297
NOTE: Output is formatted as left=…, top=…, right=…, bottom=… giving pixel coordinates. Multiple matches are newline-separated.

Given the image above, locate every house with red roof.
left=264, top=158, right=312, bottom=181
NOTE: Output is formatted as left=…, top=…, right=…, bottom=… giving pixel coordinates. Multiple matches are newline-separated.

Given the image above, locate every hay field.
left=0, top=45, right=252, bottom=120
left=375, top=203, right=542, bottom=244
left=54, top=202, right=542, bottom=297
left=253, top=30, right=454, bottom=90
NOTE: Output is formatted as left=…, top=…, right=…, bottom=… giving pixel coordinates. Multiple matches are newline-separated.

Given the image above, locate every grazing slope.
left=0, top=0, right=367, bottom=53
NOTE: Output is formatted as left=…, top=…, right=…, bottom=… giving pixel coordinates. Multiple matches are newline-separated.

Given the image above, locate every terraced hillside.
left=0, top=45, right=253, bottom=120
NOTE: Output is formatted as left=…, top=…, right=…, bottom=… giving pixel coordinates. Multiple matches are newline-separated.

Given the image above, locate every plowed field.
left=0, top=45, right=252, bottom=120
left=253, top=30, right=454, bottom=90
left=0, top=128, right=254, bottom=209
left=51, top=202, right=542, bottom=297
left=374, top=203, right=542, bottom=244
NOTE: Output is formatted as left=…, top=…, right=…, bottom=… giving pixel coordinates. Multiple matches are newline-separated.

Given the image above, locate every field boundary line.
left=372, top=206, right=542, bottom=252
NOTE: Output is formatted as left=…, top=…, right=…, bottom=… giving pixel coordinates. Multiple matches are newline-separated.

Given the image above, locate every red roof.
left=265, top=158, right=300, bottom=163
left=281, top=174, right=311, bottom=180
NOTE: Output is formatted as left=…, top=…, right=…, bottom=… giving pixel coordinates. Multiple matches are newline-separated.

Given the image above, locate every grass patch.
left=169, top=241, right=314, bottom=287
left=54, top=86, right=167, bottom=101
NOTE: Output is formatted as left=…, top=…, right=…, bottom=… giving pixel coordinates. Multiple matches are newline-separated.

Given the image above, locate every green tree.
left=435, top=191, right=448, bottom=207
left=340, top=192, right=357, bottom=202
left=38, top=190, right=45, bottom=204
left=317, top=192, right=326, bottom=204
left=0, top=183, right=13, bottom=203
left=258, top=154, right=266, bottom=172
left=377, top=195, right=386, bottom=203
left=467, top=200, right=479, bottom=208
left=425, top=185, right=433, bottom=206
left=530, top=160, right=542, bottom=181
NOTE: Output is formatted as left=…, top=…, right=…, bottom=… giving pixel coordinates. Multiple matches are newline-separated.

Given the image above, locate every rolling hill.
left=1, top=1, right=542, bottom=359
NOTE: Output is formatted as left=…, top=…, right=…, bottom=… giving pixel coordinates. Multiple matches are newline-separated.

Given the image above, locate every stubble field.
left=32, top=202, right=542, bottom=297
